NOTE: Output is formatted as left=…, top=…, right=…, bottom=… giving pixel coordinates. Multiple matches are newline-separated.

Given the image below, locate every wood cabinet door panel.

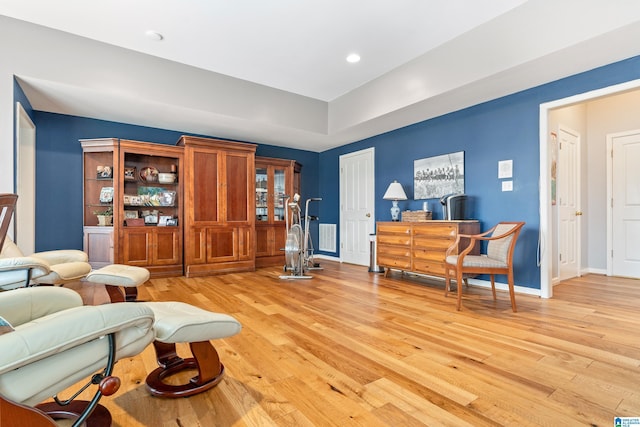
left=154, top=228, right=181, bottom=265
left=193, top=151, right=218, bottom=222
left=188, top=227, right=207, bottom=264
left=226, top=155, right=248, bottom=222
left=84, top=226, right=114, bottom=269
left=255, top=226, right=270, bottom=257
left=237, top=227, right=253, bottom=260
left=123, top=230, right=150, bottom=265
left=273, top=224, right=286, bottom=255
left=206, top=228, right=236, bottom=262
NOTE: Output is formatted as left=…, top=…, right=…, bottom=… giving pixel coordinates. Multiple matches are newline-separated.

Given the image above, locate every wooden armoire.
left=177, top=136, right=257, bottom=276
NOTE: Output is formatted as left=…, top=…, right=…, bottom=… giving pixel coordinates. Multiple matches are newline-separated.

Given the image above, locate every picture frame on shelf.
left=96, top=165, right=113, bottom=179
left=124, top=167, right=137, bottom=181
left=166, top=218, right=178, bottom=226
left=158, top=215, right=173, bottom=226
left=142, top=209, right=159, bottom=225
left=124, top=210, right=138, bottom=219
left=99, top=187, right=114, bottom=203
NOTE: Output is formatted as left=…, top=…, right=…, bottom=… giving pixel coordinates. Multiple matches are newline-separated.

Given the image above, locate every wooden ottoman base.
left=142, top=302, right=242, bottom=399
left=146, top=341, right=225, bottom=398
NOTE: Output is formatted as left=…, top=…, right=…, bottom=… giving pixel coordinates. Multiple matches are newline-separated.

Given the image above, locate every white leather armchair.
left=0, top=237, right=92, bottom=290
left=0, top=286, right=155, bottom=425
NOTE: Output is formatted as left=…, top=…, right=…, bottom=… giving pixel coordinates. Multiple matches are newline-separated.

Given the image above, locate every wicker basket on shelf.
left=401, top=210, right=433, bottom=222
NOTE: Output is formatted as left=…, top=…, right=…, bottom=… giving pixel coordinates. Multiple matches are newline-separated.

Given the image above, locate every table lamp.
left=383, top=180, right=407, bottom=221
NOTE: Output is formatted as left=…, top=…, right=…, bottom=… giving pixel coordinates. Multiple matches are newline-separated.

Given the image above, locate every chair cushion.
left=0, top=286, right=82, bottom=327
left=144, top=302, right=242, bottom=343
left=486, top=223, right=517, bottom=262
left=446, top=254, right=507, bottom=269
left=32, top=261, right=93, bottom=284
left=31, top=249, right=89, bottom=265
left=86, top=264, right=150, bottom=287
left=0, top=238, right=25, bottom=258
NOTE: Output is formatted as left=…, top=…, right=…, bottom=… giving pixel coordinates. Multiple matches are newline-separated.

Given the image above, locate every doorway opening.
left=539, top=78, right=640, bottom=298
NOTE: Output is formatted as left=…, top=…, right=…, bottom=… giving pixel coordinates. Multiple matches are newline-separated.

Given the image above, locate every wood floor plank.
left=51, top=263, right=640, bottom=426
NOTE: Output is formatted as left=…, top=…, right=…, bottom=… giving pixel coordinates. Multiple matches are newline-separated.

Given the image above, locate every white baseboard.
left=314, top=254, right=341, bottom=263
left=466, top=278, right=541, bottom=297
left=583, top=267, right=607, bottom=275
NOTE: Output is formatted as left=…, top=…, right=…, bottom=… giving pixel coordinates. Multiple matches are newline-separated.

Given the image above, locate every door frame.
left=15, top=102, right=36, bottom=254
left=539, top=78, right=640, bottom=298
left=339, top=147, right=375, bottom=265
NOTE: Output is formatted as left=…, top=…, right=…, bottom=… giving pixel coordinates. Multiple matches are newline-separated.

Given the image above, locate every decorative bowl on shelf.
left=158, top=172, right=176, bottom=184
left=140, top=167, right=159, bottom=182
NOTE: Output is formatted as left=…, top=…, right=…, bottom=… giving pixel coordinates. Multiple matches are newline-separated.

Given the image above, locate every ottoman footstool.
left=144, top=302, right=242, bottom=398
left=85, top=264, right=150, bottom=302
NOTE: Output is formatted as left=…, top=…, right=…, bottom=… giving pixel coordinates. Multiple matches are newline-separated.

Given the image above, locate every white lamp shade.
left=383, top=181, right=407, bottom=200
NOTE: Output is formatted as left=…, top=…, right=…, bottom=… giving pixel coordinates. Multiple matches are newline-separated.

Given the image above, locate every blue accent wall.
left=318, top=55, right=640, bottom=289
left=22, top=54, right=640, bottom=290
left=31, top=112, right=319, bottom=252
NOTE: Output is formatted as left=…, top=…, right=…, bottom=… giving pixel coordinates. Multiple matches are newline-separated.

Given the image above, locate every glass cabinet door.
left=256, top=167, right=268, bottom=222
left=273, top=167, right=286, bottom=221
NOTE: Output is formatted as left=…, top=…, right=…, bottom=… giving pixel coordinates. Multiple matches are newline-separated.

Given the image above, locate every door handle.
left=575, top=211, right=583, bottom=216
left=366, top=213, right=371, bottom=218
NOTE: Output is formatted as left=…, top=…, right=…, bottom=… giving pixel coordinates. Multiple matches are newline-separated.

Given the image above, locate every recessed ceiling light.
left=346, top=53, right=361, bottom=63
left=145, top=30, right=164, bottom=41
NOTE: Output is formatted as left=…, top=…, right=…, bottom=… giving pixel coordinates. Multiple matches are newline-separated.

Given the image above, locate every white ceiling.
left=3, top=0, right=640, bottom=152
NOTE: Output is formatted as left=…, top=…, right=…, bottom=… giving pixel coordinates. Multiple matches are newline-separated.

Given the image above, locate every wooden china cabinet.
left=80, top=138, right=184, bottom=277
left=255, top=157, right=301, bottom=267
left=177, top=136, right=257, bottom=277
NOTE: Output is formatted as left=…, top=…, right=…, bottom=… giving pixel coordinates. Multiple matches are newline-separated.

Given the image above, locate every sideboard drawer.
left=412, top=259, right=446, bottom=276
left=378, top=255, right=411, bottom=270
left=378, top=234, right=412, bottom=246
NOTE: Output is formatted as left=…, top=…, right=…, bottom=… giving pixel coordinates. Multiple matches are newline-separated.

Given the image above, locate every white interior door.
left=608, top=130, right=640, bottom=278
left=557, top=126, right=581, bottom=280
left=340, top=148, right=375, bottom=266
left=15, top=102, right=36, bottom=254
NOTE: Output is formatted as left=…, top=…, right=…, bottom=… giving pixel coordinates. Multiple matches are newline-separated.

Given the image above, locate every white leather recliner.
left=0, top=286, right=155, bottom=426
left=0, top=237, right=92, bottom=291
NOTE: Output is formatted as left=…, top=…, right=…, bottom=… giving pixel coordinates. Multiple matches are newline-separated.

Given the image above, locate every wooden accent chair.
left=444, top=221, right=525, bottom=312
left=0, top=194, right=17, bottom=251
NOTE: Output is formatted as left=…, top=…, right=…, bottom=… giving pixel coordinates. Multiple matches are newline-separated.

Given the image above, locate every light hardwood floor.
left=72, top=262, right=640, bottom=426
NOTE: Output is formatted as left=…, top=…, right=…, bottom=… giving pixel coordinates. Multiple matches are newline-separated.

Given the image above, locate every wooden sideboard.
left=376, top=221, right=480, bottom=278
